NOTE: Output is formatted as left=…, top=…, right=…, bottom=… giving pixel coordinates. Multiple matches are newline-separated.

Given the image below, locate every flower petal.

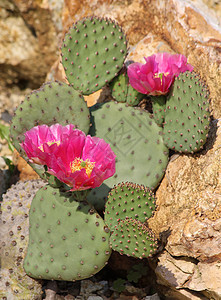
left=27, top=126, right=116, bottom=191
left=127, top=52, right=194, bottom=96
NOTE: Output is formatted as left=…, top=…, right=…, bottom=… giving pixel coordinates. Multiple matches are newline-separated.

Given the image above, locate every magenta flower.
left=46, top=130, right=116, bottom=191
left=21, top=124, right=116, bottom=191
left=127, top=52, right=194, bottom=96
left=21, top=124, right=75, bottom=165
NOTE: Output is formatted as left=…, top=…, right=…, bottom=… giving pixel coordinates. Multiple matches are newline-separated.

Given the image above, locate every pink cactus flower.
left=21, top=124, right=116, bottom=191
left=46, top=130, right=116, bottom=191
left=21, top=124, right=75, bottom=165
left=127, top=52, right=194, bottom=96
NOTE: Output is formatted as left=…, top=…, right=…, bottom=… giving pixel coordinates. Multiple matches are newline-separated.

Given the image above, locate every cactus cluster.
left=104, top=182, right=158, bottom=258
left=6, top=14, right=211, bottom=286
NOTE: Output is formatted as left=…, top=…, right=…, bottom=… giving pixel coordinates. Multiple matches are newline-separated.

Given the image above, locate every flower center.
left=39, top=140, right=60, bottom=152
left=154, top=72, right=169, bottom=84
left=70, top=158, right=95, bottom=178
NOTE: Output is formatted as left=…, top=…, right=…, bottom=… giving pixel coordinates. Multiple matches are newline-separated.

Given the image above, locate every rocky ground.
left=0, top=0, right=221, bottom=299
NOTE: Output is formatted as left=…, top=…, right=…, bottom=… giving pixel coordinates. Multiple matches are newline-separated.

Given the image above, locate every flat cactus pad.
left=61, top=16, right=128, bottom=95
left=23, top=185, right=111, bottom=281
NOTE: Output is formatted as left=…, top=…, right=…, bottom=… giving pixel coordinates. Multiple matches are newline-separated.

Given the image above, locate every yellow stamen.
left=70, top=158, right=95, bottom=178
left=39, top=140, right=60, bottom=152
left=154, top=72, right=169, bottom=84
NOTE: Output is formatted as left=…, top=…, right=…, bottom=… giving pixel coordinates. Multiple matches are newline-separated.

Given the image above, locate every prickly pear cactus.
left=109, top=69, right=144, bottom=106
left=163, top=71, right=210, bottom=153
left=90, top=101, right=169, bottom=190
left=104, top=182, right=156, bottom=231
left=61, top=16, right=128, bottom=95
left=23, top=185, right=111, bottom=281
left=109, top=218, right=158, bottom=259
left=0, top=180, right=46, bottom=299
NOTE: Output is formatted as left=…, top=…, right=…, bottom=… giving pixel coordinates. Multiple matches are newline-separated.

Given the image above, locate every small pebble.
left=87, top=296, right=103, bottom=300
left=143, top=293, right=161, bottom=300
left=0, top=156, right=6, bottom=169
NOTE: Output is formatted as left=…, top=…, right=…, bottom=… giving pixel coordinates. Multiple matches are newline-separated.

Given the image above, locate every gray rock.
left=143, top=294, right=161, bottom=300
left=87, top=296, right=103, bottom=300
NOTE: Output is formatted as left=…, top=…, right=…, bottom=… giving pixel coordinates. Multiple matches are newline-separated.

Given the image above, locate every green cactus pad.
left=163, top=71, right=210, bottom=153
left=109, top=70, right=144, bottom=106
left=104, top=182, right=156, bottom=231
left=90, top=101, right=169, bottom=190
left=109, top=71, right=128, bottom=102
left=10, top=81, right=90, bottom=178
left=61, top=16, right=128, bottom=95
left=110, top=218, right=158, bottom=259
left=151, top=95, right=166, bottom=126
left=127, top=83, right=144, bottom=106
left=87, top=184, right=111, bottom=212
left=23, top=185, right=111, bottom=281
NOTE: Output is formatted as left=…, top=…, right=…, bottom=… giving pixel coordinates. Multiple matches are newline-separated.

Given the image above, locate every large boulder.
left=0, top=0, right=63, bottom=88
left=149, top=119, right=221, bottom=299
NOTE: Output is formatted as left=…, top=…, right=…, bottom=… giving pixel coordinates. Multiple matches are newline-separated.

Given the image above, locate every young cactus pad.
left=23, top=185, right=111, bottom=281
left=151, top=95, right=166, bottom=126
left=61, top=16, right=128, bottom=95
left=109, top=218, right=158, bottom=259
left=90, top=101, right=169, bottom=190
left=163, top=71, right=210, bottom=153
left=104, top=182, right=156, bottom=231
left=109, top=69, right=144, bottom=106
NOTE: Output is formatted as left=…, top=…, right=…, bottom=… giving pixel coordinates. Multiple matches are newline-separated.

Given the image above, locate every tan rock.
left=127, top=34, right=175, bottom=63
left=12, top=150, right=39, bottom=181
left=202, top=0, right=221, bottom=18
left=45, top=58, right=68, bottom=84
left=185, top=261, right=221, bottom=298
left=148, top=119, right=221, bottom=299
left=155, top=252, right=221, bottom=299
left=155, top=251, right=195, bottom=288
left=0, top=0, right=60, bottom=88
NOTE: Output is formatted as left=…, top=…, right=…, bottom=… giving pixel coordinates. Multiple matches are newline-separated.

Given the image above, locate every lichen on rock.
left=0, top=180, right=46, bottom=299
